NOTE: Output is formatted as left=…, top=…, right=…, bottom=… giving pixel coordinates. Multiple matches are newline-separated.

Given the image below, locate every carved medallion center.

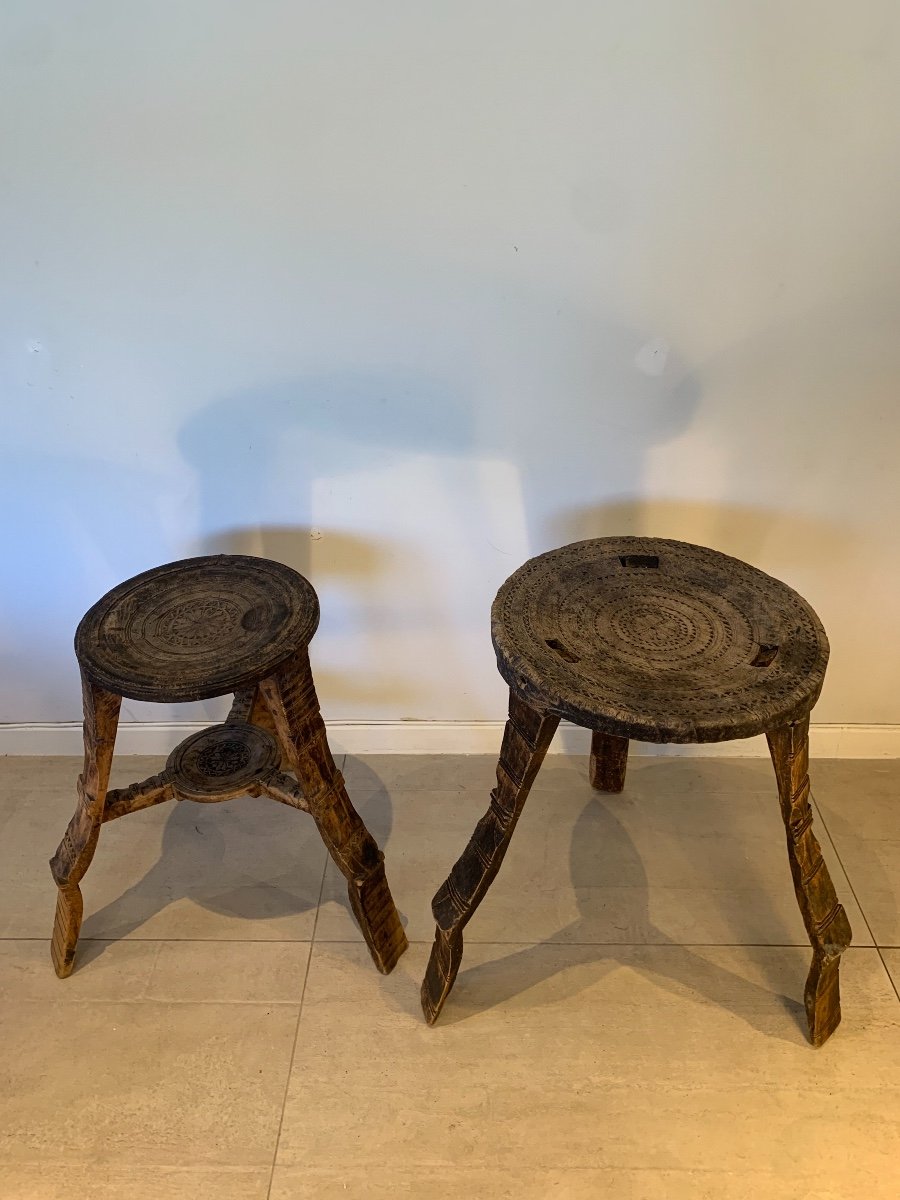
left=153, top=598, right=242, bottom=649
left=195, top=739, right=252, bottom=777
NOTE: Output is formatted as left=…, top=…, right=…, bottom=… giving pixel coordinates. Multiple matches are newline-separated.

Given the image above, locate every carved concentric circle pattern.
left=148, top=598, right=243, bottom=652
left=491, top=538, right=829, bottom=743
left=76, top=555, right=319, bottom=703
left=196, top=738, right=252, bottom=777
left=167, top=721, right=280, bottom=802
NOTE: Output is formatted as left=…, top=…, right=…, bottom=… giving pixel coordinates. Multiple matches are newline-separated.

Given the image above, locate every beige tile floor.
left=1, top=752, right=898, bottom=1199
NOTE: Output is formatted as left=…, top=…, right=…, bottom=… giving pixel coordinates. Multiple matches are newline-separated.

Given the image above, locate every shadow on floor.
left=384, top=753, right=810, bottom=1042
left=80, top=757, right=401, bottom=953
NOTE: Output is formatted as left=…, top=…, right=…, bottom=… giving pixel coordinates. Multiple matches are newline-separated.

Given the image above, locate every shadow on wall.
left=550, top=497, right=855, bottom=576
left=173, top=308, right=701, bottom=716
left=1, top=281, right=705, bottom=721
left=199, top=523, right=422, bottom=711
left=662, top=289, right=900, bottom=536
left=176, top=371, right=480, bottom=715
left=174, top=294, right=702, bottom=550
left=0, top=450, right=198, bottom=723
left=536, top=289, right=900, bottom=631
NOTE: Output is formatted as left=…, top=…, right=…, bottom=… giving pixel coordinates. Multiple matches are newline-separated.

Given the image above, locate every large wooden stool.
left=50, top=554, right=407, bottom=977
left=421, top=537, right=851, bottom=1045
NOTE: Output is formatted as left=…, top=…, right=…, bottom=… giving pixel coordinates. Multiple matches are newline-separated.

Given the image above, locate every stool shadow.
left=80, top=758, right=398, bottom=951
left=310, top=756, right=413, bottom=935
left=549, top=498, right=854, bottom=588
left=189, top=524, right=428, bottom=714
left=811, top=766, right=899, bottom=946
left=332, top=756, right=396, bottom=848
left=437, top=758, right=808, bottom=1043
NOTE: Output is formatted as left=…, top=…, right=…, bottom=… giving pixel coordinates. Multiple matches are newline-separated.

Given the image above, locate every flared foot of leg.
left=421, top=926, right=464, bottom=1025
left=806, top=949, right=845, bottom=1047
left=50, top=886, right=84, bottom=979
left=348, top=862, right=408, bottom=975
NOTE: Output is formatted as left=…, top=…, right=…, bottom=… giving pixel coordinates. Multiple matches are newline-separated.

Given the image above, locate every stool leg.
left=590, top=731, right=629, bottom=792
left=421, top=691, right=560, bottom=1024
left=767, top=716, right=852, bottom=1046
left=228, top=686, right=288, bottom=766
left=226, top=688, right=254, bottom=723
left=49, top=674, right=120, bottom=977
left=259, top=650, right=408, bottom=974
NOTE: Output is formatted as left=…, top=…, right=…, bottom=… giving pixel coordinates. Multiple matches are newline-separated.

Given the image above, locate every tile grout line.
left=882, top=951, right=900, bottom=1005
left=33, top=937, right=319, bottom=944
left=811, top=790, right=900, bottom=1004
left=265, top=854, right=327, bottom=1200
left=139, top=939, right=165, bottom=1001
left=249, top=939, right=863, bottom=949
left=810, top=791, right=879, bottom=946
left=262, top=752, right=343, bottom=1200
left=10, top=936, right=897, bottom=948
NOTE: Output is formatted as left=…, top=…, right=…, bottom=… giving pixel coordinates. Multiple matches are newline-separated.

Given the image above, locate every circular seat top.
left=491, top=537, right=829, bottom=744
left=76, top=555, right=319, bottom=704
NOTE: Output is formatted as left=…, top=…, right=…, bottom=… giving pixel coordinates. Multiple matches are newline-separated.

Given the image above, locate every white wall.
left=2, top=1, right=898, bottom=736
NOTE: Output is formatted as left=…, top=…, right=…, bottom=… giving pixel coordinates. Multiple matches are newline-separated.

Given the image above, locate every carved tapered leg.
left=767, top=716, right=852, bottom=1046
left=227, top=689, right=254, bottom=723
left=229, top=686, right=288, bottom=766
left=590, top=731, right=629, bottom=792
left=49, top=674, right=121, bottom=977
left=259, top=650, right=407, bottom=974
left=421, top=692, right=560, bottom=1024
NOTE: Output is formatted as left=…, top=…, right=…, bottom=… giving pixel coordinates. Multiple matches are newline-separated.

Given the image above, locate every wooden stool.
left=421, top=537, right=851, bottom=1045
left=50, top=554, right=407, bottom=978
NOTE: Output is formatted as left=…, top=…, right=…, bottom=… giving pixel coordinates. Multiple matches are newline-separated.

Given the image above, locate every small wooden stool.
left=50, top=554, right=407, bottom=977
left=422, top=537, right=851, bottom=1045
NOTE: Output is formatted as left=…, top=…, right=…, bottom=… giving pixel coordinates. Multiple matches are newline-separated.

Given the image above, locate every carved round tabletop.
left=491, top=537, right=829, bottom=743
left=76, top=555, right=319, bottom=704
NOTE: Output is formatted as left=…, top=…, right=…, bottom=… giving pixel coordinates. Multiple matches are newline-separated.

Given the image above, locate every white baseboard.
left=1, top=721, right=897, bottom=758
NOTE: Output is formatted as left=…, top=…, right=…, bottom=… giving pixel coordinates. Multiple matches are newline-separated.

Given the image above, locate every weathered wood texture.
left=167, top=721, right=281, bottom=802
left=103, top=770, right=175, bottom=822
left=589, top=731, right=629, bottom=792
left=421, top=691, right=559, bottom=1023
left=49, top=672, right=120, bottom=977
left=767, top=716, right=852, bottom=1045
left=74, top=554, right=319, bottom=704
left=50, top=555, right=406, bottom=978
left=228, top=685, right=288, bottom=766
left=259, top=649, right=407, bottom=974
left=490, top=537, right=829, bottom=743
left=423, top=537, right=849, bottom=1045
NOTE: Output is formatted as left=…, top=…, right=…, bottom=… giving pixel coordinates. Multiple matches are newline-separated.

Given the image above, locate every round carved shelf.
left=491, top=537, right=829, bottom=743
left=76, top=555, right=319, bottom=703
left=167, top=722, right=281, bottom=802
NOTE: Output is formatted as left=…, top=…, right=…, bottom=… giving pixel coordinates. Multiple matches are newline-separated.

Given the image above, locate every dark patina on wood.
left=51, top=554, right=407, bottom=978
left=589, top=731, right=629, bottom=793
left=421, top=691, right=559, bottom=1023
left=422, top=537, right=850, bottom=1045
